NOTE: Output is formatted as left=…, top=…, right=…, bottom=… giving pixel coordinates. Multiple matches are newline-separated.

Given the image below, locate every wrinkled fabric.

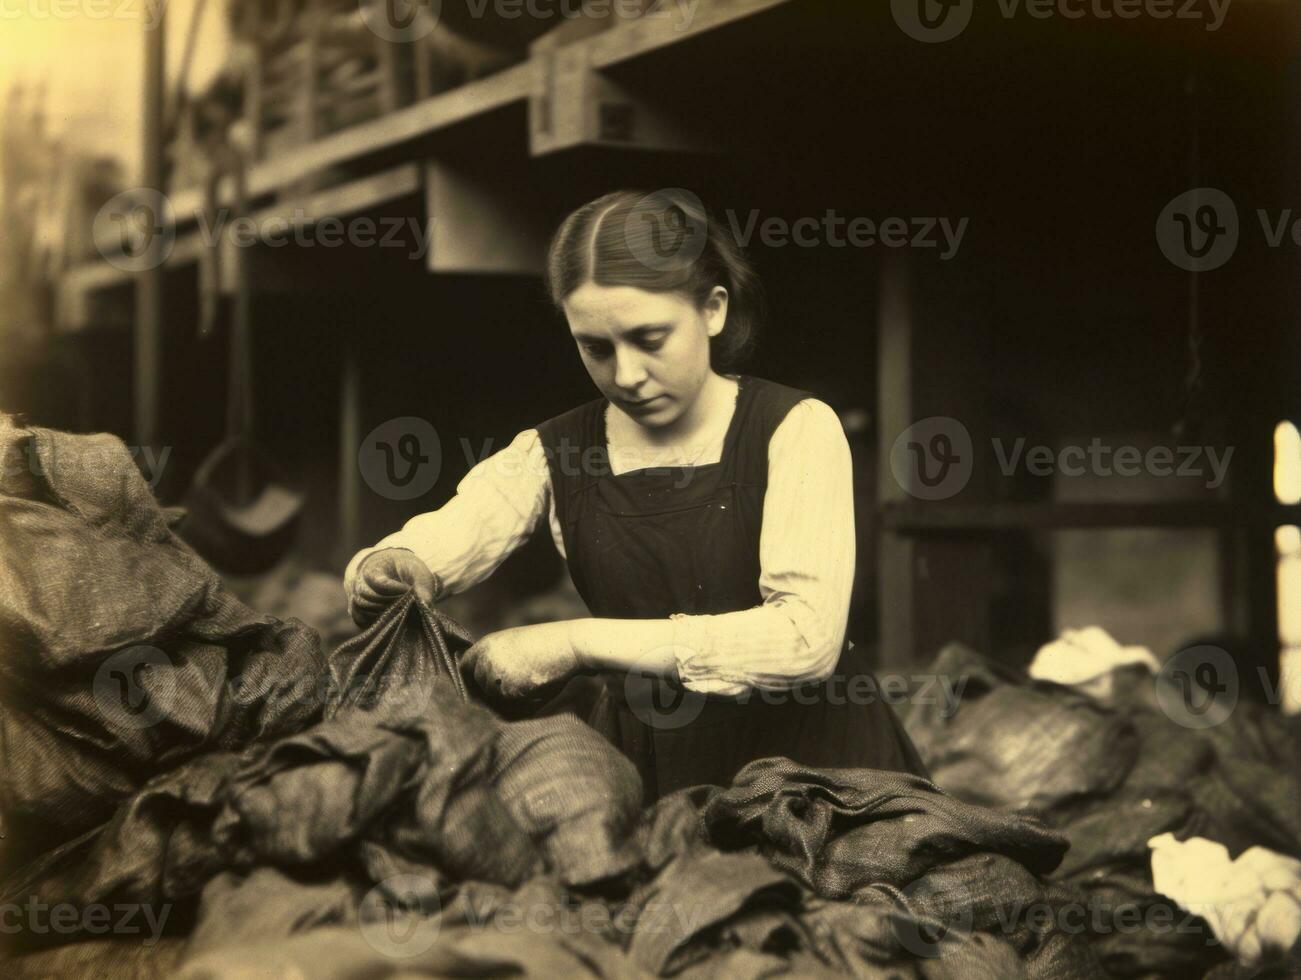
left=699, top=758, right=1069, bottom=899
left=493, top=714, right=644, bottom=887
left=900, top=643, right=1301, bottom=978
left=5, top=937, right=187, bottom=980
left=177, top=922, right=649, bottom=980
left=0, top=424, right=325, bottom=861
left=3, top=593, right=644, bottom=946
left=1, top=423, right=1143, bottom=978
left=625, top=851, right=803, bottom=975
left=903, top=645, right=1139, bottom=813
left=184, top=868, right=359, bottom=959
left=176, top=869, right=651, bottom=980
left=637, top=786, right=717, bottom=873
left=328, top=590, right=475, bottom=712
left=685, top=760, right=1101, bottom=979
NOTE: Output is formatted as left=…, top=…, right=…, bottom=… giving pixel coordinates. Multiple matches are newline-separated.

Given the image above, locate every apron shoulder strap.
left=534, top=395, right=605, bottom=542
left=727, top=376, right=818, bottom=487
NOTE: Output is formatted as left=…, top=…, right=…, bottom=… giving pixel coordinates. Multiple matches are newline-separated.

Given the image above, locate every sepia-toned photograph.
left=0, top=0, right=1298, bottom=976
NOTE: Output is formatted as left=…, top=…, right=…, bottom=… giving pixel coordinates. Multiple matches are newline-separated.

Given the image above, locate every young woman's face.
left=563, top=283, right=728, bottom=429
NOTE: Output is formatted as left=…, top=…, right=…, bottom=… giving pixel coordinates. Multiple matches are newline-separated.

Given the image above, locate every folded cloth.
left=1149, top=834, right=1301, bottom=971
left=699, top=758, right=1069, bottom=899
left=1029, top=627, right=1159, bottom=703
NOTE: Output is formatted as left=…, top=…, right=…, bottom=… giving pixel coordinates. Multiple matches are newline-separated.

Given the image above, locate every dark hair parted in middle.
left=545, top=190, right=764, bottom=370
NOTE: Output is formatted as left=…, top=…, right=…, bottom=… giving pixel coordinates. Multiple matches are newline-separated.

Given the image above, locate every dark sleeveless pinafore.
left=534, top=374, right=929, bottom=804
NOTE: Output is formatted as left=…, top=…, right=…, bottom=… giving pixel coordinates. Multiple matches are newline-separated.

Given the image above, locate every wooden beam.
left=135, top=4, right=166, bottom=449
left=529, top=40, right=716, bottom=156
left=164, top=1, right=792, bottom=219
left=58, top=0, right=796, bottom=321
left=338, top=334, right=361, bottom=565
left=423, top=158, right=549, bottom=274
left=588, top=0, right=792, bottom=69
left=169, top=64, right=534, bottom=229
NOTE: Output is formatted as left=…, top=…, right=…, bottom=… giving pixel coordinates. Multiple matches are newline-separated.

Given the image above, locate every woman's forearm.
left=566, top=617, right=684, bottom=677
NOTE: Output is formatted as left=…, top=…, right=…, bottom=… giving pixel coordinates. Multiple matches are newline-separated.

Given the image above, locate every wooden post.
left=135, top=6, right=166, bottom=450
left=876, top=251, right=915, bottom=670
left=338, top=332, right=362, bottom=565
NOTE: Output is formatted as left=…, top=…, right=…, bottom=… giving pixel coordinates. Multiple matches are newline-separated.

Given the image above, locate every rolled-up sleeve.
left=672, top=398, right=857, bottom=695
left=343, top=428, right=563, bottom=600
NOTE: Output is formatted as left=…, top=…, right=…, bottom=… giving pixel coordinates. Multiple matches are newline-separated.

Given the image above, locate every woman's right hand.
left=349, top=548, right=439, bottom=626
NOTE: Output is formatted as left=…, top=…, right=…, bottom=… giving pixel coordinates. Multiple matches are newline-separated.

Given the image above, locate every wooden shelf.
left=56, top=0, right=794, bottom=330
left=171, top=0, right=791, bottom=226
left=57, top=163, right=422, bottom=332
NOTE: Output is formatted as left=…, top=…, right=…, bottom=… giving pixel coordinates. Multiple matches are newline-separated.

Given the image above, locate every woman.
left=344, top=189, right=929, bottom=803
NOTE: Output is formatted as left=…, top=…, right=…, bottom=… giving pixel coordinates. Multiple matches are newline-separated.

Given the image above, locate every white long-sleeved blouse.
left=343, top=396, right=856, bottom=696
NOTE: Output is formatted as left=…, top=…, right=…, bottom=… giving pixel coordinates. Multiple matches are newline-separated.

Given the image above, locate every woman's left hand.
left=459, top=622, right=583, bottom=703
